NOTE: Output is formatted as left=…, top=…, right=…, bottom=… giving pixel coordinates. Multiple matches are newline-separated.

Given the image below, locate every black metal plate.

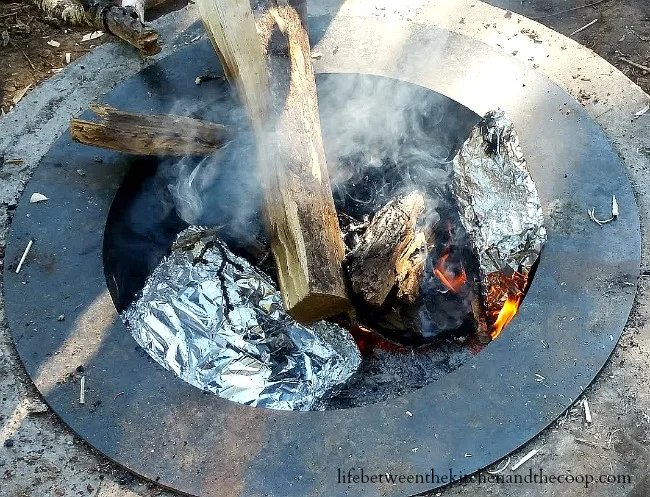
left=4, top=19, right=640, bottom=497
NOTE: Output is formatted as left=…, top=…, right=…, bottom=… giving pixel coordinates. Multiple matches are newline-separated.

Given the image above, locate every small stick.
left=15, top=239, right=33, bottom=274
left=22, top=50, right=35, bottom=70
left=531, top=0, right=610, bottom=19
left=511, top=448, right=540, bottom=471
left=487, top=457, right=511, bottom=475
left=594, top=108, right=613, bottom=119
left=588, top=196, right=619, bottom=226
left=575, top=438, right=598, bottom=448
left=583, top=398, right=592, bottom=423
left=570, top=19, right=598, bottom=36
left=620, top=57, right=650, bottom=74
left=79, top=376, right=86, bottom=404
left=113, top=391, right=125, bottom=400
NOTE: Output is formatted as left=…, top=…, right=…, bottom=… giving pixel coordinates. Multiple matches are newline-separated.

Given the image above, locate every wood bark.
left=70, top=103, right=230, bottom=156
left=30, top=0, right=160, bottom=55
left=471, top=292, right=491, bottom=344
left=197, top=0, right=351, bottom=324
left=104, top=5, right=160, bottom=55
left=347, top=192, right=429, bottom=307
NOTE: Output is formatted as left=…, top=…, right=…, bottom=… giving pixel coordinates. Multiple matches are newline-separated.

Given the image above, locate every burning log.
left=70, top=104, right=231, bottom=156
left=30, top=0, right=160, bottom=55
left=197, top=0, right=351, bottom=323
left=430, top=235, right=491, bottom=343
left=347, top=192, right=430, bottom=307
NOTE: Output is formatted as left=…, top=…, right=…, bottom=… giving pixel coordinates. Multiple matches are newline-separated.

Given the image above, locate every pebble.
left=26, top=400, right=49, bottom=415
left=4, top=438, right=15, bottom=447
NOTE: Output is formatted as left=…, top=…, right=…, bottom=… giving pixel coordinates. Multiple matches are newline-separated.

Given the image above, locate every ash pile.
left=123, top=109, right=546, bottom=410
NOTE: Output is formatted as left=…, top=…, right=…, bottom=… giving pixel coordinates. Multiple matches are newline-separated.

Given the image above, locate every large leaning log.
left=197, top=0, right=351, bottom=324
left=346, top=192, right=430, bottom=308
left=70, top=104, right=231, bottom=156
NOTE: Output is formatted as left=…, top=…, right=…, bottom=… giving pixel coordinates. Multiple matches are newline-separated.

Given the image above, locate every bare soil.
left=488, top=0, right=650, bottom=94
left=1, top=0, right=648, bottom=115
left=0, top=1, right=110, bottom=115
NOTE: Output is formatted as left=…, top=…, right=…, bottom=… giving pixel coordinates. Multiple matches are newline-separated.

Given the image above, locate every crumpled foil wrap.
left=452, top=110, right=546, bottom=317
left=123, top=226, right=361, bottom=411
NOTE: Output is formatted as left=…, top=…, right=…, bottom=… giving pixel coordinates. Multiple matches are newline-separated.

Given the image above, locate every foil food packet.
left=452, top=110, right=546, bottom=323
left=123, top=226, right=361, bottom=410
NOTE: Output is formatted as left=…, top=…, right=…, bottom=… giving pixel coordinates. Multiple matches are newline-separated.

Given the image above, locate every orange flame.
left=348, top=324, right=406, bottom=356
left=490, top=294, right=522, bottom=339
left=433, top=252, right=467, bottom=294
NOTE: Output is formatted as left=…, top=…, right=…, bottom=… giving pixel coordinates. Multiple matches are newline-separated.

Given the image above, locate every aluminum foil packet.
left=123, top=226, right=361, bottom=411
left=452, top=110, right=546, bottom=316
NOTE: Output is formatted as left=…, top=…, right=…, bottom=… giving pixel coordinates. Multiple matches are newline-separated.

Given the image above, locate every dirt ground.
left=1, top=0, right=649, bottom=114
left=490, top=0, right=650, bottom=94
left=0, top=1, right=649, bottom=497
left=0, top=1, right=105, bottom=115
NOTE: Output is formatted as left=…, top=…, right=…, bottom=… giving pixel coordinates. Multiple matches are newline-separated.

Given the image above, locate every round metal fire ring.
left=4, top=14, right=640, bottom=497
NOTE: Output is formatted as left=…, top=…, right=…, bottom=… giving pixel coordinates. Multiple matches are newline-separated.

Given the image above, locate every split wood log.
left=197, top=0, right=351, bottom=324
left=30, top=0, right=160, bottom=55
left=70, top=103, right=231, bottom=156
left=347, top=192, right=430, bottom=307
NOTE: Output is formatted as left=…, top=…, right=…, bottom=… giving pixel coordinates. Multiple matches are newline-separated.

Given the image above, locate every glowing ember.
left=347, top=324, right=406, bottom=356
left=490, top=294, right=522, bottom=339
left=433, top=251, right=467, bottom=294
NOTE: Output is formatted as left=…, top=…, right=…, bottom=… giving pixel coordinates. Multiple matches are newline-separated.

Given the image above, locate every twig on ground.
left=634, top=104, right=650, bottom=118
left=12, top=83, right=32, bottom=105
left=21, top=50, right=35, bottom=70
left=594, top=108, right=613, bottom=119
left=511, top=448, right=540, bottom=471
left=487, top=457, right=511, bottom=475
left=575, top=438, right=598, bottom=448
left=583, top=398, right=593, bottom=423
left=531, top=0, right=611, bottom=20
left=620, top=57, right=650, bottom=73
left=588, top=196, right=619, bottom=226
left=15, top=239, right=33, bottom=274
left=571, top=19, right=598, bottom=36
left=79, top=376, right=86, bottom=404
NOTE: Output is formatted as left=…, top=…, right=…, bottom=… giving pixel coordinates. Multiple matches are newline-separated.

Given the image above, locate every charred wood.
left=346, top=191, right=431, bottom=307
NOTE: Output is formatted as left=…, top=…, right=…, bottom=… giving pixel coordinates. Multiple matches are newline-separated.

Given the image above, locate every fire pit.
left=103, top=71, right=501, bottom=409
left=3, top=15, right=640, bottom=497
